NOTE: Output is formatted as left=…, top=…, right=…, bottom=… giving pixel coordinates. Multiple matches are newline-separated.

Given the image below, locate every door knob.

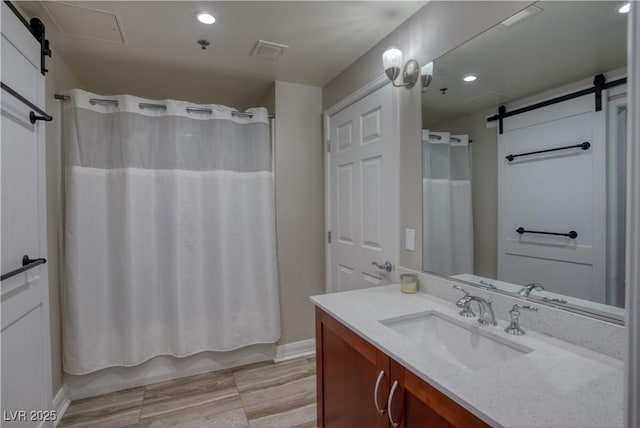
left=372, top=261, right=393, bottom=272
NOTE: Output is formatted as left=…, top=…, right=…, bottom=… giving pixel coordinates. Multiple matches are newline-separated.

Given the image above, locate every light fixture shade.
left=382, top=47, right=403, bottom=71
left=421, top=61, right=433, bottom=77
left=420, top=61, right=433, bottom=92
left=618, top=2, right=630, bottom=13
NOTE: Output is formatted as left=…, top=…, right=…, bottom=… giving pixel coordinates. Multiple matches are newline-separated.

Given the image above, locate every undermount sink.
left=379, top=311, right=533, bottom=371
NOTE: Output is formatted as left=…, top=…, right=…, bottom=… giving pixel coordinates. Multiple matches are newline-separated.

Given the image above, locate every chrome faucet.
left=519, top=283, right=544, bottom=297
left=452, top=285, right=496, bottom=326
left=466, top=296, right=497, bottom=326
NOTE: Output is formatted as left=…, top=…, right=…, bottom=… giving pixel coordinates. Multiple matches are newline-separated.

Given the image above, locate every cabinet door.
left=388, top=360, right=489, bottom=428
left=316, top=307, right=389, bottom=428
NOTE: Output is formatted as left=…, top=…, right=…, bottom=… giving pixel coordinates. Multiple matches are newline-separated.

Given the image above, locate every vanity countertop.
left=310, top=285, right=623, bottom=427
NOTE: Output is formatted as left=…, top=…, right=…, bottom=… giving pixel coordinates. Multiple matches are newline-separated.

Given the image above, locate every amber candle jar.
left=400, top=274, right=418, bottom=294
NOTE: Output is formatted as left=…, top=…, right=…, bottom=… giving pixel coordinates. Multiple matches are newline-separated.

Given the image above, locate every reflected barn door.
left=497, top=93, right=606, bottom=303
left=327, top=83, right=398, bottom=292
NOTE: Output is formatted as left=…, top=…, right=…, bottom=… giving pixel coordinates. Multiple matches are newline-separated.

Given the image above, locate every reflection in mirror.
left=421, top=1, right=628, bottom=324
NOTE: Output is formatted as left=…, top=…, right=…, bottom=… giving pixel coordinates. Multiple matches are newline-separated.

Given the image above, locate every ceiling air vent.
left=42, top=2, right=125, bottom=43
left=250, top=40, right=289, bottom=60
left=499, top=5, right=543, bottom=29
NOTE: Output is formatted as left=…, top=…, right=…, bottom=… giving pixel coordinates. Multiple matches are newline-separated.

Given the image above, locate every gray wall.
left=258, top=82, right=275, bottom=114
left=274, top=81, right=325, bottom=344
left=323, top=1, right=531, bottom=271
left=44, top=49, right=83, bottom=396
left=323, top=1, right=530, bottom=110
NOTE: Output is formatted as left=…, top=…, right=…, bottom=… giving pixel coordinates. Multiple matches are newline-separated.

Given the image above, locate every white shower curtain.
left=422, top=130, right=473, bottom=276
left=62, top=89, right=280, bottom=375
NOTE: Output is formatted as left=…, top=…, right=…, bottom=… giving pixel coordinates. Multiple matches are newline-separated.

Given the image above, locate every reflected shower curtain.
left=422, top=130, right=473, bottom=276
left=62, top=89, right=280, bottom=375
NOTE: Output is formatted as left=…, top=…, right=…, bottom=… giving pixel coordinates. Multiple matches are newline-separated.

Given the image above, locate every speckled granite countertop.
left=310, top=285, right=623, bottom=427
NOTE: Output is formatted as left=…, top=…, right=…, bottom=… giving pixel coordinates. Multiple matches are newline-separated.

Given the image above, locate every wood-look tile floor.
left=60, top=356, right=317, bottom=427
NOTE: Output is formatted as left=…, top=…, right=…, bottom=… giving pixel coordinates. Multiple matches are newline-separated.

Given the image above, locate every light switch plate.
left=405, top=228, right=415, bottom=251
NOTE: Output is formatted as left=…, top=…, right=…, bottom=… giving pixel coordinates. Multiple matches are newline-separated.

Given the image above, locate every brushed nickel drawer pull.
left=387, top=380, right=400, bottom=428
left=374, top=370, right=386, bottom=415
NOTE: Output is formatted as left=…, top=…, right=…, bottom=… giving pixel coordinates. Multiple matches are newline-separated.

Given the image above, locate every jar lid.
left=400, top=274, right=417, bottom=280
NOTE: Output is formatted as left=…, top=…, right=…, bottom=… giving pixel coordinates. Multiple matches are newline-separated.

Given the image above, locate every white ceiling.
left=422, top=1, right=628, bottom=127
left=17, top=1, right=426, bottom=108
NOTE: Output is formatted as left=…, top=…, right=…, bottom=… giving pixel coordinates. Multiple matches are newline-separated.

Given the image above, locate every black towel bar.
left=506, top=142, right=590, bottom=162
left=516, top=227, right=577, bottom=239
left=1, top=81, right=52, bottom=124
left=1, top=255, right=47, bottom=282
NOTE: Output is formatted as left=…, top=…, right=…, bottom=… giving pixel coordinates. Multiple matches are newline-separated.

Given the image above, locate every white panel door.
left=497, top=93, right=606, bottom=303
left=328, top=83, right=398, bottom=292
left=1, top=3, right=53, bottom=426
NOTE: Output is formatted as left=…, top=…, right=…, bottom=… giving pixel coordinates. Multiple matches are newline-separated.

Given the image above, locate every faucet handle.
left=505, top=304, right=538, bottom=336
left=453, top=284, right=469, bottom=295
left=452, top=285, right=475, bottom=318
left=479, top=280, right=497, bottom=290
left=513, top=304, right=538, bottom=312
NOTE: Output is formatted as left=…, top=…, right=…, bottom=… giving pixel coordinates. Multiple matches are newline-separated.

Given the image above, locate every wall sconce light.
left=382, top=47, right=433, bottom=92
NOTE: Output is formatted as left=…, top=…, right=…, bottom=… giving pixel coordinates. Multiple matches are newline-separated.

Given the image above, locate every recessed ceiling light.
left=617, top=2, right=630, bottom=14
left=463, top=75, right=477, bottom=82
left=196, top=12, right=216, bottom=24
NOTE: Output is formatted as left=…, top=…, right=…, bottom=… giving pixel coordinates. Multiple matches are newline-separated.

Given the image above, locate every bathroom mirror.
left=420, top=1, right=628, bottom=324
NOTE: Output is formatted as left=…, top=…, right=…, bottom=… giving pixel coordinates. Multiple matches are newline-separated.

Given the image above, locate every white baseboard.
left=66, top=344, right=276, bottom=400
left=273, top=339, right=316, bottom=363
left=52, top=385, right=71, bottom=427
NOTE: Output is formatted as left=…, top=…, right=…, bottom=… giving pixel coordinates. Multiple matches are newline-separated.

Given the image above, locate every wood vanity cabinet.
left=315, top=307, right=490, bottom=428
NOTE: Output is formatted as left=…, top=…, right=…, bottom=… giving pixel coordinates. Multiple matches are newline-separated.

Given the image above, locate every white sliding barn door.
left=497, top=94, right=606, bottom=303
left=327, top=83, right=398, bottom=292
left=1, top=2, right=53, bottom=425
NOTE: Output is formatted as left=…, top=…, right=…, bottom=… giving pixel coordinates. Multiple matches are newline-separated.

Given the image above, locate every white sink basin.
left=379, top=311, right=533, bottom=371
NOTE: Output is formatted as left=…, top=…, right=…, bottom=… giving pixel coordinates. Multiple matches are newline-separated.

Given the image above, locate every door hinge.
left=326, top=142, right=331, bottom=153
left=328, top=231, right=331, bottom=243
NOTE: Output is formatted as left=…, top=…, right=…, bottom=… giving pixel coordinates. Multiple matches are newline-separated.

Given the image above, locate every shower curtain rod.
left=451, top=137, right=473, bottom=143
left=428, top=133, right=473, bottom=143
left=54, top=94, right=275, bottom=119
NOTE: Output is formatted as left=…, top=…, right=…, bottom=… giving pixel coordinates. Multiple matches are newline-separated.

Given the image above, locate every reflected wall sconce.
left=382, top=47, right=433, bottom=92
left=421, top=61, right=433, bottom=92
